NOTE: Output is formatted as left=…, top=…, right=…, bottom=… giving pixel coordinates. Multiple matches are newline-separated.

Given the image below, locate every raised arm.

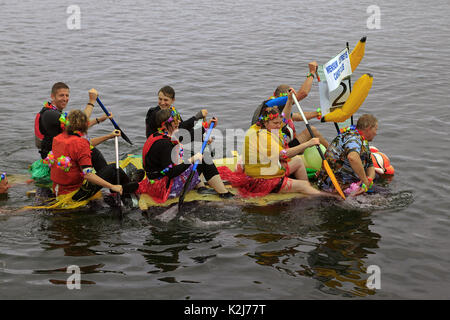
left=290, top=62, right=321, bottom=122
left=84, top=88, right=98, bottom=119
left=281, top=88, right=295, bottom=121
left=295, top=61, right=318, bottom=101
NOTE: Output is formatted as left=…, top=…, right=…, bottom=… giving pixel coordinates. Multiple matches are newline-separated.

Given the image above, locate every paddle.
left=114, top=134, right=123, bottom=216
left=178, top=121, right=216, bottom=212
left=291, top=93, right=346, bottom=200
left=96, top=97, right=133, bottom=145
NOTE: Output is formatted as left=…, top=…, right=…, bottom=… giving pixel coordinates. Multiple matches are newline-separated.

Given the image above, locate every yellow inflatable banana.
left=349, top=36, right=366, bottom=72
left=322, top=73, right=373, bottom=123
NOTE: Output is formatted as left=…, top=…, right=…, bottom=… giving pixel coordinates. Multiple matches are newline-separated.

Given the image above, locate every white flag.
left=323, top=48, right=352, bottom=92
left=318, top=65, right=351, bottom=128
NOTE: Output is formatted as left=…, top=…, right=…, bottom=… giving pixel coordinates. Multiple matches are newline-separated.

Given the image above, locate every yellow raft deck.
left=24, top=149, right=323, bottom=209
left=122, top=151, right=321, bottom=210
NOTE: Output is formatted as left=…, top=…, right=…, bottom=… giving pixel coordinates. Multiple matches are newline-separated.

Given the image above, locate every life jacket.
left=142, top=133, right=168, bottom=169
left=34, top=102, right=57, bottom=141
left=370, top=146, right=395, bottom=175
left=38, top=103, right=67, bottom=159
left=34, top=107, right=46, bottom=141
left=139, top=133, right=175, bottom=203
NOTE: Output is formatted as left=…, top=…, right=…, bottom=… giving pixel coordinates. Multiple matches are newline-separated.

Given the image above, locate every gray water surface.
left=1, top=0, right=449, bottom=299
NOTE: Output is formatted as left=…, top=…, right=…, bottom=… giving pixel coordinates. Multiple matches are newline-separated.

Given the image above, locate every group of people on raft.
left=17, top=60, right=381, bottom=208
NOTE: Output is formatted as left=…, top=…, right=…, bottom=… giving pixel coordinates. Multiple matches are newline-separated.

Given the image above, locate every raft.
left=25, top=142, right=394, bottom=211
left=122, top=149, right=324, bottom=210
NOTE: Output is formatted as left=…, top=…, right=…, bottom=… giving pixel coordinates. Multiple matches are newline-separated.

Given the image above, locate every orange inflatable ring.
left=370, top=146, right=395, bottom=175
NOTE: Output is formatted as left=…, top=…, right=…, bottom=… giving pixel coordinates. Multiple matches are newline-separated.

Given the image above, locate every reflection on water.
left=26, top=184, right=413, bottom=297
left=39, top=209, right=106, bottom=257
left=305, top=208, right=381, bottom=297
left=140, top=225, right=218, bottom=276
left=11, top=175, right=411, bottom=297
left=32, top=209, right=129, bottom=287
left=239, top=203, right=382, bottom=297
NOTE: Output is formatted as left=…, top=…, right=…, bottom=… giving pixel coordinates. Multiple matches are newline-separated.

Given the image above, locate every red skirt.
left=137, top=165, right=200, bottom=203
left=137, top=176, right=173, bottom=203
left=217, top=166, right=290, bottom=198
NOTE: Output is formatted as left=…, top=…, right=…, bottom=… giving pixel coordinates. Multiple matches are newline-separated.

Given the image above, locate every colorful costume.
left=139, top=132, right=200, bottom=203
left=250, top=96, right=304, bottom=148
left=316, top=126, right=374, bottom=190
left=217, top=124, right=292, bottom=197
left=34, top=101, right=66, bottom=159
left=29, top=102, right=66, bottom=188
left=26, top=131, right=137, bottom=210
left=30, top=102, right=108, bottom=187
left=139, top=127, right=223, bottom=203
left=25, top=131, right=102, bottom=210
left=50, top=132, right=92, bottom=195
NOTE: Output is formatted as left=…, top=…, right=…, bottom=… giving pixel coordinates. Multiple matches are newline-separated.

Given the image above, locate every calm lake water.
left=1, top=0, right=449, bottom=300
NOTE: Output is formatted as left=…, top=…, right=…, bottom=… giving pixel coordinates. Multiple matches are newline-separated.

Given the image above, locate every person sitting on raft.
left=0, top=172, right=10, bottom=195
left=251, top=61, right=328, bottom=149
left=316, top=114, right=378, bottom=196
left=145, top=85, right=208, bottom=139
left=219, top=101, right=330, bottom=197
left=139, top=108, right=234, bottom=203
left=31, top=83, right=115, bottom=188
left=35, top=82, right=112, bottom=160
left=32, top=109, right=144, bottom=209
left=0, top=173, right=10, bottom=213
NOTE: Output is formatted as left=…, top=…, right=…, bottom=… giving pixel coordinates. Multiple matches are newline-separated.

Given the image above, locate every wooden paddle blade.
left=322, top=160, right=346, bottom=200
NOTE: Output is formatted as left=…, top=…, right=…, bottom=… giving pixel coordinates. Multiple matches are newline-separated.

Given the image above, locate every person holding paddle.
left=316, top=114, right=377, bottom=196
left=139, top=108, right=233, bottom=203
left=251, top=62, right=329, bottom=149
left=31, top=83, right=115, bottom=187
left=34, top=109, right=143, bottom=209
left=145, top=85, right=208, bottom=139
left=219, top=101, right=332, bottom=197
left=34, top=82, right=112, bottom=159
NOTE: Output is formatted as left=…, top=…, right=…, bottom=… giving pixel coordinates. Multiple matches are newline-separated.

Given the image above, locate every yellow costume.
left=243, top=124, right=287, bottom=179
